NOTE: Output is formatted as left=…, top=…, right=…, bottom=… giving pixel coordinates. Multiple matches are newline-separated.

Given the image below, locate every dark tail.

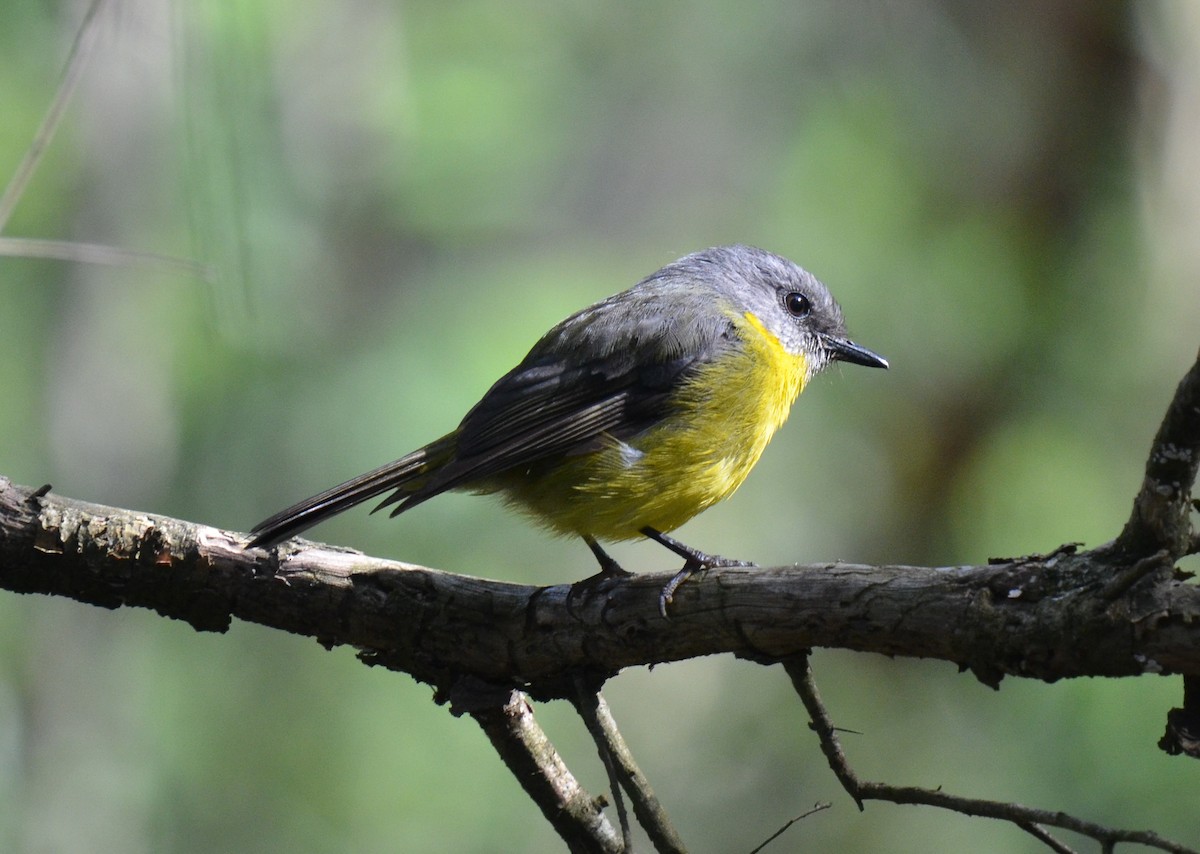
left=247, top=433, right=457, bottom=548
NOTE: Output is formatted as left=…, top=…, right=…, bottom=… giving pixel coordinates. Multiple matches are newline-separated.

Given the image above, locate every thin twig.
left=0, top=5, right=211, bottom=284
left=572, top=678, right=632, bottom=851
left=783, top=654, right=1197, bottom=854
left=0, top=237, right=211, bottom=278
left=783, top=653, right=863, bottom=809
left=747, top=802, right=832, bottom=854
left=0, top=0, right=109, bottom=231
left=588, top=690, right=687, bottom=853
left=1016, top=821, right=1079, bottom=854
left=469, top=687, right=621, bottom=854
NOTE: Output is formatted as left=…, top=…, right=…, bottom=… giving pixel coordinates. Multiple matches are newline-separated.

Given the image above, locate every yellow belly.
left=497, top=311, right=810, bottom=540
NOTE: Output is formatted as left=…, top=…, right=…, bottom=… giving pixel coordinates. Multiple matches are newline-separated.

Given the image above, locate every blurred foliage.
left=1, top=1, right=1199, bottom=852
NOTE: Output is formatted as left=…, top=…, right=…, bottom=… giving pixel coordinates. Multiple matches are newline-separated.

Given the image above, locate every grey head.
left=645, top=244, right=888, bottom=375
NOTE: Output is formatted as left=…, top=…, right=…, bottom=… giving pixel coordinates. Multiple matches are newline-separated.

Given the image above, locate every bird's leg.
left=640, top=527, right=755, bottom=616
left=640, top=527, right=755, bottom=569
left=566, top=536, right=632, bottom=617
left=583, top=535, right=633, bottom=578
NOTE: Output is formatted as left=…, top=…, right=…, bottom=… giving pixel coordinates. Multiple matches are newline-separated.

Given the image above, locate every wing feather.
left=395, top=289, right=738, bottom=508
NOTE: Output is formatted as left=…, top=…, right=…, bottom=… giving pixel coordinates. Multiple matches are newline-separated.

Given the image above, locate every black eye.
left=784, top=292, right=811, bottom=318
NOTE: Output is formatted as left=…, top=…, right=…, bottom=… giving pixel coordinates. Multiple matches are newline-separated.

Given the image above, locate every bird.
left=248, top=245, right=887, bottom=613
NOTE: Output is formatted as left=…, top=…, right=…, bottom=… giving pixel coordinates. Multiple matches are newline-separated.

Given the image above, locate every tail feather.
left=247, top=433, right=456, bottom=548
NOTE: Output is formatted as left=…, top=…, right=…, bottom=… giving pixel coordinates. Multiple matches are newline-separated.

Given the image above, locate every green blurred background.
left=2, top=1, right=1199, bottom=851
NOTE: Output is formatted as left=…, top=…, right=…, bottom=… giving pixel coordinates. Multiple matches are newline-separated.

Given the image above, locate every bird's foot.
left=566, top=536, right=634, bottom=617
left=583, top=535, right=634, bottom=579
left=640, top=527, right=756, bottom=617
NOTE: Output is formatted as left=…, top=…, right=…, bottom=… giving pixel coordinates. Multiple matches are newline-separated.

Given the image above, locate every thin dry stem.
left=784, top=654, right=1196, bottom=854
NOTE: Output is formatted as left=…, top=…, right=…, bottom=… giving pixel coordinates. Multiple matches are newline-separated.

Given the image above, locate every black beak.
left=826, top=337, right=888, bottom=369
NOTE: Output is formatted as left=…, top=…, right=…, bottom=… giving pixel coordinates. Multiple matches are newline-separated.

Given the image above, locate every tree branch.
left=783, top=653, right=1197, bottom=854
left=1, top=474, right=1198, bottom=699
left=1114, top=347, right=1200, bottom=560
left=570, top=680, right=686, bottom=853
left=572, top=681, right=634, bottom=851
left=452, top=683, right=621, bottom=853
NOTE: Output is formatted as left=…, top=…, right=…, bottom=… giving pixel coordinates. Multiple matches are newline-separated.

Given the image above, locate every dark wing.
left=249, top=284, right=737, bottom=544
left=383, top=294, right=735, bottom=513
left=372, top=354, right=694, bottom=516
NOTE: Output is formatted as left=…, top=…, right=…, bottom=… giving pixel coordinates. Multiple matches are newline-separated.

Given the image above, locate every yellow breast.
left=499, top=309, right=810, bottom=540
